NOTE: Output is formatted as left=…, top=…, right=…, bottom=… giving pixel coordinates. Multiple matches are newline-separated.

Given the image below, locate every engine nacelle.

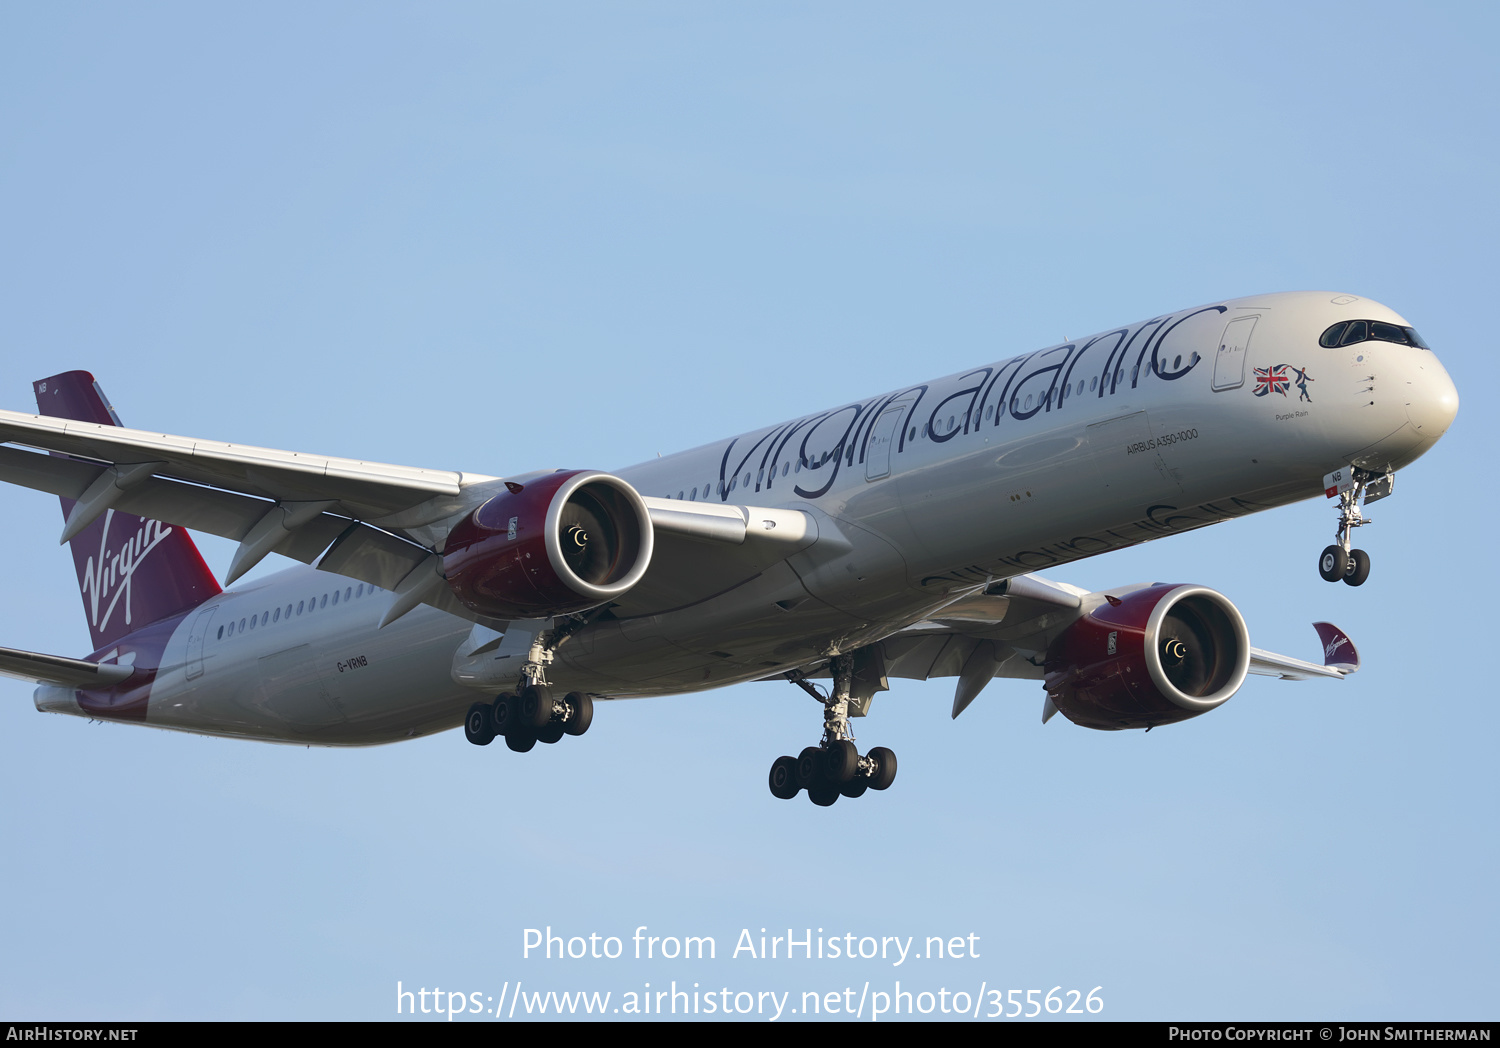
left=442, top=470, right=653, bottom=619
left=1044, top=584, right=1250, bottom=731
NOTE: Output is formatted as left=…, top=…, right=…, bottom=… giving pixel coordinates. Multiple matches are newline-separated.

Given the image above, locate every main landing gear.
left=463, top=620, right=594, bottom=750
left=769, top=654, right=897, bottom=806
left=464, top=686, right=593, bottom=750
left=1318, top=469, right=1381, bottom=587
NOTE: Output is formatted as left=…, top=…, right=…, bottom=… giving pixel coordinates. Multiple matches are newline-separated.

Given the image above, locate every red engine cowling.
left=442, top=470, right=653, bottom=619
left=1044, top=584, right=1250, bottom=731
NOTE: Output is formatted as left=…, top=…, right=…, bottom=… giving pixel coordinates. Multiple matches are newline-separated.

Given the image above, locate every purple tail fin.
left=34, top=371, right=221, bottom=650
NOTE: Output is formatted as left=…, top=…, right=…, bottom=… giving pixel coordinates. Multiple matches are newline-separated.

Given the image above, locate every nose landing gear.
left=768, top=654, right=898, bottom=805
left=1318, top=468, right=1389, bottom=587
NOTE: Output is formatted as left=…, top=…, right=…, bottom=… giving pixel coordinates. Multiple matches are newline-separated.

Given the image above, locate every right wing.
left=0, top=401, right=818, bottom=626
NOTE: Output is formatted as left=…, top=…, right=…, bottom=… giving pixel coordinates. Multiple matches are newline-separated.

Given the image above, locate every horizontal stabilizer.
left=0, top=645, right=131, bottom=688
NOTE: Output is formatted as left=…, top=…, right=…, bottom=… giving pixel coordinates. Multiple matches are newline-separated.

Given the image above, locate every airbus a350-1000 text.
left=0, top=292, right=1458, bottom=804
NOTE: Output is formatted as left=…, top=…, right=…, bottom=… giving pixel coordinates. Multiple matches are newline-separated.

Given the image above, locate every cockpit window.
left=1319, top=319, right=1430, bottom=350
left=1318, top=322, right=1347, bottom=348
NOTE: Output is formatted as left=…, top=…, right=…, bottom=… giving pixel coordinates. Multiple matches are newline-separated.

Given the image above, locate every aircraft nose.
left=1403, top=353, right=1459, bottom=446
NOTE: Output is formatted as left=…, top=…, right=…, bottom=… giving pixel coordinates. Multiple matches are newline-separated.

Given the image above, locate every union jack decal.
left=1253, top=364, right=1290, bottom=397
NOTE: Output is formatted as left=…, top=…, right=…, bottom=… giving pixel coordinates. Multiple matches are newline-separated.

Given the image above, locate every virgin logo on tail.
left=80, top=509, right=176, bottom=633
left=1324, top=634, right=1350, bottom=659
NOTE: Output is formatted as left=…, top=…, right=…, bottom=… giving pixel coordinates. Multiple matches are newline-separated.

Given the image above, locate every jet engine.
left=1043, top=584, right=1249, bottom=730
left=442, top=470, right=653, bottom=619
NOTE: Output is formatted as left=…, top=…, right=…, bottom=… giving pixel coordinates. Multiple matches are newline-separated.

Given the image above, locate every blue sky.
left=0, top=2, right=1494, bottom=1021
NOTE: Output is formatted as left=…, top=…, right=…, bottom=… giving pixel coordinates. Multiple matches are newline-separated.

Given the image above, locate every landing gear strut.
left=463, top=617, right=597, bottom=750
left=768, top=654, right=897, bottom=805
left=1318, top=469, right=1380, bottom=587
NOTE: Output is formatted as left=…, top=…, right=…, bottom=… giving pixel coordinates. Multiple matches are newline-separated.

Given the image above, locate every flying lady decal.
left=1253, top=364, right=1314, bottom=401
left=1254, top=364, right=1291, bottom=397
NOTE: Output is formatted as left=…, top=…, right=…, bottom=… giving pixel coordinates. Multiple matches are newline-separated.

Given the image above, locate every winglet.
left=1312, top=622, right=1360, bottom=674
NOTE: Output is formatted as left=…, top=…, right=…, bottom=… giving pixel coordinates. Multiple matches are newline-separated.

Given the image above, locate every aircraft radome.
left=0, top=291, right=1459, bottom=805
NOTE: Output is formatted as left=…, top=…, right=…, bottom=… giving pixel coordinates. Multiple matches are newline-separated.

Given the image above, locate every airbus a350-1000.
left=0, top=292, right=1459, bottom=804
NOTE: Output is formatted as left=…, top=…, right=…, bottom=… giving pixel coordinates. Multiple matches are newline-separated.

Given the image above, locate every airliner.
left=0, top=291, right=1459, bottom=805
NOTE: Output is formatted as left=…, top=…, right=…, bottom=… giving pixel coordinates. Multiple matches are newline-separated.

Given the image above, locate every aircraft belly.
left=559, top=562, right=870, bottom=696
left=148, top=598, right=472, bottom=745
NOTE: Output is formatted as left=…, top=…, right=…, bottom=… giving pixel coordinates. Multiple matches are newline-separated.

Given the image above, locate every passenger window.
left=273, top=607, right=280, bottom=623
left=321, top=594, right=328, bottom=609
left=217, top=626, right=224, bottom=639
left=297, top=601, right=304, bottom=615
left=332, top=590, right=339, bottom=605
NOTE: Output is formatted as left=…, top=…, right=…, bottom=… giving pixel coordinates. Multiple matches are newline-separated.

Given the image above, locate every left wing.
left=863, top=575, right=1358, bottom=719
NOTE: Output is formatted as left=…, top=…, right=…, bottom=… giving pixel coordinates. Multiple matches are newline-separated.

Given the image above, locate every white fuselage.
left=37, top=292, right=1458, bottom=743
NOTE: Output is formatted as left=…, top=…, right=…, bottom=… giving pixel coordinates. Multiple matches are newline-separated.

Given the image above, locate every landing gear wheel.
left=1319, top=545, right=1348, bottom=583
left=563, top=691, right=594, bottom=736
left=1343, top=548, right=1371, bottom=587
left=839, top=776, right=869, bottom=799
left=505, top=729, right=537, bottom=753
left=537, top=721, right=566, bottom=744
left=520, top=685, right=555, bottom=730
left=807, top=780, right=840, bottom=807
left=796, top=746, right=824, bottom=789
left=492, top=693, right=517, bottom=736
left=768, top=756, right=800, bottom=800
left=867, top=746, right=898, bottom=791
left=824, top=739, right=860, bottom=783
left=464, top=703, right=495, bottom=746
